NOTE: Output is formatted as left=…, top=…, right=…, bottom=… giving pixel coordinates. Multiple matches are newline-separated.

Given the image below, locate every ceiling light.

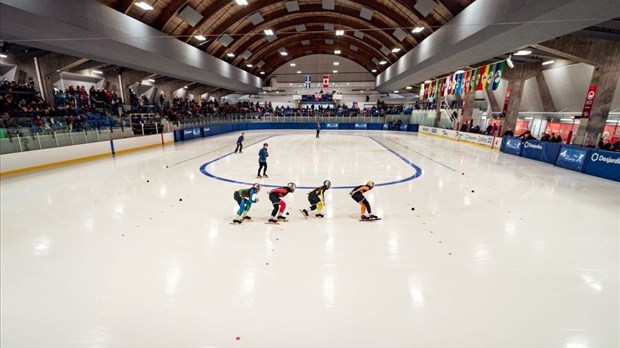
left=455, top=70, right=465, bottom=74
left=334, top=50, right=341, bottom=55
left=0, top=54, right=8, bottom=58
left=406, top=86, right=412, bottom=90
left=289, top=83, right=293, bottom=86
left=392, top=48, right=401, bottom=53
left=91, top=70, right=103, bottom=74
left=424, top=80, right=432, bottom=83
left=333, top=70, right=338, bottom=73
left=393, top=90, right=399, bottom=93
left=135, top=2, right=154, bottom=10
left=379, top=60, right=387, bottom=65
left=195, top=34, right=206, bottom=41
left=247, top=64, right=253, bottom=68
left=279, top=51, right=288, bottom=56
left=333, top=62, right=339, bottom=66
left=506, top=54, right=514, bottom=69
left=260, top=71, right=265, bottom=75
left=412, top=27, right=424, bottom=33
left=227, top=53, right=235, bottom=57
left=514, top=50, right=532, bottom=56
left=542, top=60, right=555, bottom=66
left=147, top=79, right=155, bottom=83
left=290, top=63, right=296, bottom=67
left=371, top=69, right=377, bottom=73
left=235, top=0, right=248, bottom=5
left=336, top=30, right=344, bottom=36
left=183, top=86, right=188, bottom=89
left=264, top=29, right=274, bottom=36
left=296, top=71, right=302, bottom=74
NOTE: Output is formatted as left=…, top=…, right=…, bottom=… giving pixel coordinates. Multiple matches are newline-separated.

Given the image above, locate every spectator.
left=550, top=133, right=562, bottom=143
left=540, top=133, right=551, bottom=142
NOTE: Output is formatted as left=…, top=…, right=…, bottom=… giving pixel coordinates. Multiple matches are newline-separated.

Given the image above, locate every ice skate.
left=266, top=218, right=279, bottom=224
left=231, top=219, right=243, bottom=225
left=242, top=216, right=252, bottom=221
left=256, top=175, right=262, bottom=179
left=315, top=213, right=324, bottom=218
left=301, top=209, right=309, bottom=217
left=360, top=215, right=370, bottom=220
left=369, top=214, right=379, bottom=220
left=277, top=215, right=288, bottom=222
left=262, top=174, right=269, bottom=178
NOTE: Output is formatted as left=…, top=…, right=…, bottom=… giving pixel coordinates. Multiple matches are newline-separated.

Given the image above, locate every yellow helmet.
left=366, top=180, right=375, bottom=188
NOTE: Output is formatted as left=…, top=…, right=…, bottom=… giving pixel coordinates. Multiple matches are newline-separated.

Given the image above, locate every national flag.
left=438, top=78, right=445, bottom=97
left=322, top=75, right=330, bottom=88
left=492, top=62, right=505, bottom=90
left=456, top=72, right=465, bottom=95
left=304, top=75, right=312, bottom=89
left=434, top=79, right=441, bottom=98
left=481, top=65, right=491, bottom=90
left=419, top=84, right=425, bottom=100
left=470, top=69, right=477, bottom=91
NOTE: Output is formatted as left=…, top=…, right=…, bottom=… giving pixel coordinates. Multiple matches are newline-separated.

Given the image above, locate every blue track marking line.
left=199, top=134, right=422, bottom=189
left=379, top=135, right=457, bottom=172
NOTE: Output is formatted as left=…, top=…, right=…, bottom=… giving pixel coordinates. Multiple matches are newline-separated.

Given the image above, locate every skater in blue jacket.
left=257, top=143, right=269, bottom=178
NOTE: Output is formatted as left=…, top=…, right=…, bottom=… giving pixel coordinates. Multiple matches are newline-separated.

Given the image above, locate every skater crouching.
left=232, top=183, right=261, bottom=224
left=350, top=181, right=379, bottom=220
left=268, top=182, right=296, bottom=223
left=302, top=180, right=331, bottom=218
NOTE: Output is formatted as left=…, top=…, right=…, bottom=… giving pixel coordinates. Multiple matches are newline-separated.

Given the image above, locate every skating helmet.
left=287, top=182, right=297, bottom=192
left=252, top=183, right=261, bottom=192
left=323, top=180, right=332, bottom=188
left=366, top=180, right=375, bottom=189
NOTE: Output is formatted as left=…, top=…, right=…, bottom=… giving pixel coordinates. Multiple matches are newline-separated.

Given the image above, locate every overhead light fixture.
left=393, top=90, right=399, bottom=93
left=333, top=70, right=338, bottom=73
left=454, top=70, right=465, bottom=74
left=0, top=54, right=8, bottom=58
left=296, top=71, right=302, bottom=74
left=392, top=48, right=401, bottom=53
left=147, top=79, right=155, bottom=83
left=235, top=0, right=248, bottom=5
left=264, top=29, right=274, bottom=36
left=406, top=86, right=412, bottom=90
left=92, top=70, right=103, bottom=74
left=333, top=62, right=339, bottom=66
left=247, top=64, right=253, bottom=68
left=183, top=86, right=188, bottom=89
left=289, top=83, right=293, bottom=86
left=412, top=27, right=424, bottom=33
left=506, top=54, right=514, bottom=69
left=195, top=34, right=206, bottom=41
left=260, top=71, right=265, bottom=75
left=371, top=69, right=377, bottom=73
left=336, top=30, right=344, bottom=36
left=227, top=53, right=235, bottom=57
left=135, top=2, right=154, bottom=10
left=334, top=50, right=341, bottom=55
left=290, top=63, right=296, bottom=67
left=424, top=80, right=432, bottom=83
left=542, top=60, right=555, bottom=66
left=514, top=50, right=531, bottom=56
left=279, top=51, right=288, bottom=56
left=379, top=60, right=387, bottom=65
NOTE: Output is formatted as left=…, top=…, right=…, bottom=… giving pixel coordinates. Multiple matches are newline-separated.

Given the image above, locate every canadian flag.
left=323, top=75, right=330, bottom=88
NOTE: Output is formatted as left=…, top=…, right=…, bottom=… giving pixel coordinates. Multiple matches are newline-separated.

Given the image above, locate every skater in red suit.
left=268, top=182, right=296, bottom=223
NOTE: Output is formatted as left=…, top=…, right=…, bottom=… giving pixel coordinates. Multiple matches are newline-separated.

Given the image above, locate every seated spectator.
left=519, top=130, right=536, bottom=142
left=598, top=137, right=612, bottom=150
left=502, top=130, right=514, bottom=137
left=540, top=133, right=551, bottom=142
left=550, top=133, right=562, bottom=143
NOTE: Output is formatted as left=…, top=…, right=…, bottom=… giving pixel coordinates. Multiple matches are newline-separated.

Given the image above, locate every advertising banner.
left=486, top=63, right=496, bottom=90
left=354, top=123, right=368, bottom=129
left=584, top=150, right=620, bottom=182
left=464, top=70, right=471, bottom=93
left=304, top=75, right=312, bottom=89
left=325, top=123, right=339, bottom=129
left=502, top=137, right=522, bottom=156
left=322, top=75, right=330, bottom=88
left=555, top=145, right=589, bottom=172
left=521, top=140, right=545, bottom=161
left=580, top=84, right=597, bottom=119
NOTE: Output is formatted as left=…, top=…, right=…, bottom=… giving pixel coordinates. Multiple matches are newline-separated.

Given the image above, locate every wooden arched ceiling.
left=100, top=0, right=476, bottom=78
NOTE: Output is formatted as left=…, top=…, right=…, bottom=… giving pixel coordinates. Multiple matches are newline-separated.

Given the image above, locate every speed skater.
left=232, top=183, right=261, bottom=224
left=301, top=180, right=331, bottom=218
left=268, top=182, right=296, bottom=223
left=349, top=181, right=379, bottom=220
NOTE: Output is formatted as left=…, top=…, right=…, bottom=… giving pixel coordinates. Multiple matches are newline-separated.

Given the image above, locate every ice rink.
left=1, top=130, right=618, bottom=348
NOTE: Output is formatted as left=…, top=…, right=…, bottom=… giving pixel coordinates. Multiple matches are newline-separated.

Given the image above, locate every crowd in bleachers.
left=0, top=79, right=118, bottom=135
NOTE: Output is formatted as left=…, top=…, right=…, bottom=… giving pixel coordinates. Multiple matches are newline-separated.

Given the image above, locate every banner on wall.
left=438, top=78, right=445, bottom=97
left=502, top=87, right=512, bottom=115
left=419, top=83, right=424, bottom=100
left=304, top=75, right=312, bottom=89
left=486, top=63, right=496, bottom=89
left=580, top=84, right=597, bottom=119
left=322, top=75, right=330, bottom=88
left=455, top=72, right=464, bottom=95
left=492, top=62, right=504, bottom=90
left=476, top=65, right=487, bottom=91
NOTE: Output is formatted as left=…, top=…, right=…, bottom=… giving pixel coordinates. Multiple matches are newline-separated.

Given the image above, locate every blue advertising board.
left=354, top=123, right=368, bottom=129
left=555, top=145, right=589, bottom=172
left=325, top=123, right=339, bottom=129
left=502, top=137, right=522, bottom=156
left=192, top=128, right=201, bottom=138
left=399, top=124, right=408, bottom=131
left=202, top=127, right=212, bottom=137
left=584, top=150, right=620, bottom=182
left=183, top=129, right=194, bottom=141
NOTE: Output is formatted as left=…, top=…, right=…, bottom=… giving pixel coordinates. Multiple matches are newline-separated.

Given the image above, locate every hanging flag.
left=473, top=67, right=481, bottom=91
left=456, top=72, right=465, bottom=95
left=476, top=65, right=488, bottom=91
left=470, top=69, right=477, bottom=91
left=422, top=82, right=428, bottom=100
left=492, top=62, right=505, bottom=90
left=438, top=78, right=445, bottom=97
left=434, top=79, right=441, bottom=98
left=485, top=64, right=495, bottom=90
left=419, top=84, right=425, bottom=100
left=322, top=75, right=330, bottom=88
left=464, top=70, right=471, bottom=93
left=304, top=75, right=312, bottom=89
left=481, top=65, right=491, bottom=90
left=428, top=80, right=435, bottom=99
